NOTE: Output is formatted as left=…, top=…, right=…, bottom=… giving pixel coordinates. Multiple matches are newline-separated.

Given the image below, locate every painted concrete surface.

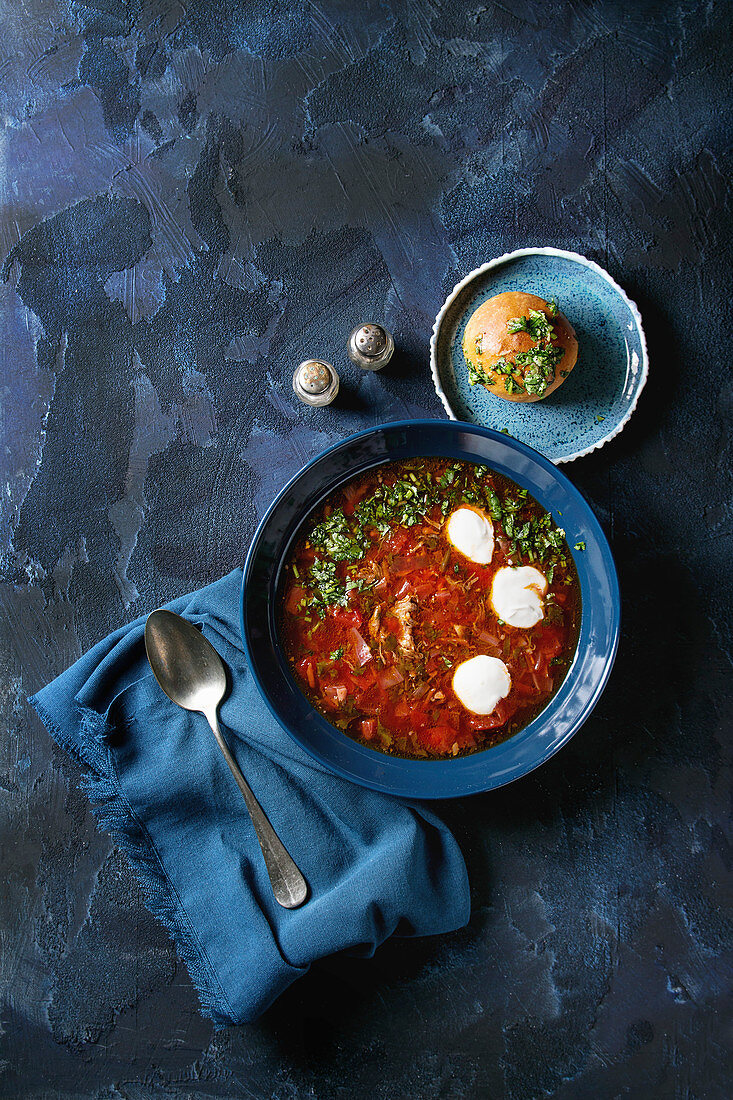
left=1, top=1, right=731, bottom=1096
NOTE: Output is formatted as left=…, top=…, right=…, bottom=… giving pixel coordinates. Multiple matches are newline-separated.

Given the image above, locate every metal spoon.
left=144, top=609, right=308, bottom=909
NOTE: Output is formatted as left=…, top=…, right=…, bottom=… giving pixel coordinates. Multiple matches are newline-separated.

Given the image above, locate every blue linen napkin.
left=29, top=570, right=470, bottom=1026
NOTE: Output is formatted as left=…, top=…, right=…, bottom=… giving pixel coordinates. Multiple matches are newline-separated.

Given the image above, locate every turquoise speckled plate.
left=431, top=248, right=648, bottom=463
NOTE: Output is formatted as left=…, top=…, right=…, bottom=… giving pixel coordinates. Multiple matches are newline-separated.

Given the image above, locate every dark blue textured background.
left=1, top=1, right=731, bottom=1096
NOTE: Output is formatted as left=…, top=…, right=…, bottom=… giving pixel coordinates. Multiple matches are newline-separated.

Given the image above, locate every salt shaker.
left=292, top=359, right=339, bottom=407
left=347, top=323, right=394, bottom=371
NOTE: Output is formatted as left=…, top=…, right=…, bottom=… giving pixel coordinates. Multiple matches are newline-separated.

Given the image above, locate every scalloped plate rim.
left=430, top=246, right=649, bottom=464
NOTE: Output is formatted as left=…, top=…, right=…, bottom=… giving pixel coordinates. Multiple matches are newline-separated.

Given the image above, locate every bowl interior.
left=432, top=250, right=647, bottom=463
left=242, top=421, right=619, bottom=798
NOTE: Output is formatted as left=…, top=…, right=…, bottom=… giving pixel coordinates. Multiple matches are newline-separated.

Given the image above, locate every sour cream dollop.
left=452, top=654, right=511, bottom=715
left=446, top=506, right=494, bottom=565
left=490, top=565, right=548, bottom=628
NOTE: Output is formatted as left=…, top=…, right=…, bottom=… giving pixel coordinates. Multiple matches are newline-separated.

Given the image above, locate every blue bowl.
left=241, top=420, right=620, bottom=799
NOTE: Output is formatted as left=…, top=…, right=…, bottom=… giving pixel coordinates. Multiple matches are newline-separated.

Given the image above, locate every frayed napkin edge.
left=28, top=691, right=239, bottom=1030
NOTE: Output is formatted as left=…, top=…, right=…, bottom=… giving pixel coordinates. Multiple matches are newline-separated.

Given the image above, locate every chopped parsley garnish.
left=513, top=346, right=565, bottom=370
left=345, top=577, right=369, bottom=594
left=488, top=495, right=568, bottom=571
left=513, top=345, right=565, bottom=396
left=330, top=647, right=344, bottom=660
left=467, top=361, right=494, bottom=386
left=487, top=489, right=503, bottom=520
left=574, top=541, right=586, bottom=551
left=310, top=509, right=368, bottom=561
left=357, top=477, right=437, bottom=532
left=307, top=558, right=348, bottom=615
left=506, top=308, right=554, bottom=345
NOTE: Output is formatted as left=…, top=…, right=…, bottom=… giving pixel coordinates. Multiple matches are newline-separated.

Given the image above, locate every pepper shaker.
left=347, top=323, right=394, bottom=371
left=292, top=359, right=339, bottom=407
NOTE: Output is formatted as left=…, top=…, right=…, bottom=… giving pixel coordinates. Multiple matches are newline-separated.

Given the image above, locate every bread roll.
left=462, top=291, right=578, bottom=402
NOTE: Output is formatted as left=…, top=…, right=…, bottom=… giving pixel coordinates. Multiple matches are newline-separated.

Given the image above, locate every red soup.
left=279, top=458, right=581, bottom=758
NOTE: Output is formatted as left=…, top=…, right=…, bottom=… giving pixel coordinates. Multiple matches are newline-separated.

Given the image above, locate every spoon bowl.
left=145, top=609, right=227, bottom=714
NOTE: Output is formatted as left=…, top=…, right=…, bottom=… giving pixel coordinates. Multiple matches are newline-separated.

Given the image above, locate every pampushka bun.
left=462, top=291, right=578, bottom=403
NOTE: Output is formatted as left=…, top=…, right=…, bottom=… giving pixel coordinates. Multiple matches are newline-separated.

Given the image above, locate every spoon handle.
left=203, top=709, right=308, bottom=909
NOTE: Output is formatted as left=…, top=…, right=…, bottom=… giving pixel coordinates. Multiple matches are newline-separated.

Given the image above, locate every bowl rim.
left=430, top=246, right=650, bottom=464
left=241, top=418, right=620, bottom=799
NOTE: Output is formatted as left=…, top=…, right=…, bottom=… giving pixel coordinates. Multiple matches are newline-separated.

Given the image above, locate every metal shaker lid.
left=293, top=359, right=339, bottom=406
left=347, top=323, right=394, bottom=370
left=352, top=323, right=388, bottom=358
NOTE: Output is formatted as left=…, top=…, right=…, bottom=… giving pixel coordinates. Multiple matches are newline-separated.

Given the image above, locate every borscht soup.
left=279, top=458, right=581, bottom=758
